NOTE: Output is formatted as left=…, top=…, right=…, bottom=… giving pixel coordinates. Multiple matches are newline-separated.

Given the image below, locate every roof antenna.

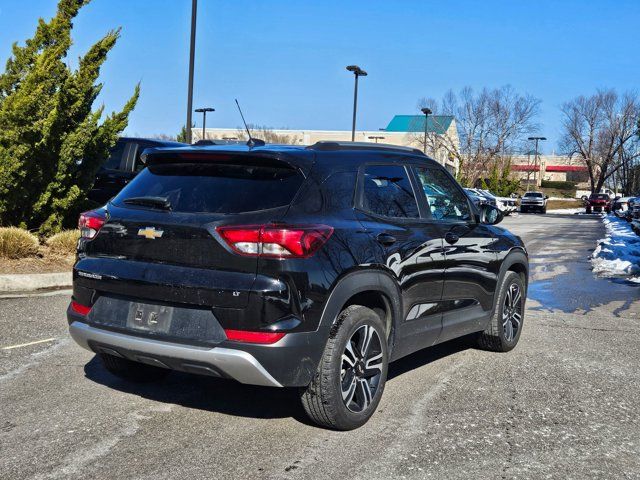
left=235, top=99, right=265, bottom=147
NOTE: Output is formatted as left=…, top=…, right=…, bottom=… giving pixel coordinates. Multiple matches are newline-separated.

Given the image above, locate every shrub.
left=541, top=180, right=577, bottom=191
left=0, top=227, right=39, bottom=259
left=46, top=230, right=80, bottom=255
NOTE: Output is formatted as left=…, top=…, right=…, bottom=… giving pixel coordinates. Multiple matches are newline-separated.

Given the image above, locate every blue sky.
left=1, top=0, right=638, bottom=152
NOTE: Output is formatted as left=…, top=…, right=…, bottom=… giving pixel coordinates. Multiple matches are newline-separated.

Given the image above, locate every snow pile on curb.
left=591, top=215, right=640, bottom=281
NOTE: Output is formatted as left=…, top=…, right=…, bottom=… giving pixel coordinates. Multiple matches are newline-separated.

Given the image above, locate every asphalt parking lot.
left=1, top=213, right=639, bottom=480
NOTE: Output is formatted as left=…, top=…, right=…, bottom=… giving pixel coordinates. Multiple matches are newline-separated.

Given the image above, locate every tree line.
left=416, top=86, right=640, bottom=195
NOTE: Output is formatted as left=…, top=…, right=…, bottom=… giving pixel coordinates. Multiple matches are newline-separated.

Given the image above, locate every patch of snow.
left=591, top=214, right=640, bottom=282
left=547, top=208, right=585, bottom=214
left=548, top=197, right=578, bottom=201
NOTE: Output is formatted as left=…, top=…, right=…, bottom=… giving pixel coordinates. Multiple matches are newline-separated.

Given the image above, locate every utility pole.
left=195, top=107, right=215, bottom=141
left=346, top=65, right=367, bottom=141
left=528, top=136, right=546, bottom=188
left=185, top=0, right=198, bottom=144
left=421, top=107, right=432, bottom=154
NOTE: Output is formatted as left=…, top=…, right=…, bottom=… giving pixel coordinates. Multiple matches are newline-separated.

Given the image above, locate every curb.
left=0, top=272, right=72, bottom=293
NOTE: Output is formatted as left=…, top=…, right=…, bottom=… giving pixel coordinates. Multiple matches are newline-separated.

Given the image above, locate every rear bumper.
left=69, top=321, right=283, bottom=387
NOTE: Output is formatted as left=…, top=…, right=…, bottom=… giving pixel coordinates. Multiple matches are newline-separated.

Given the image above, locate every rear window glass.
left=113, top=163, right=304, bottom=213
left=361, top=165, right=419, bottom=218
left=591, top=194, right=609, bottom=200
left=524, top=192, right=543, bottom=198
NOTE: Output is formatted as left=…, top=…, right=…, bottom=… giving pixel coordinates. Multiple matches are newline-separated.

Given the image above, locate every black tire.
left=586, top=207, right=592, bottom=214
left=300, top=305, right=388, bottom=430
left=99, top=353, right=170, bottom=382
left=520, top=206, right=527, bottom=213
left=542, top=207, right=547, bottom=214
left=476, top=271, right=525, bottom=352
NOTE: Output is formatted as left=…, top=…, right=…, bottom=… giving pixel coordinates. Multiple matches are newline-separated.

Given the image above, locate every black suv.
left=68, top=142, right=528, bottom=430
left=88, top=137, right=185, bottom=204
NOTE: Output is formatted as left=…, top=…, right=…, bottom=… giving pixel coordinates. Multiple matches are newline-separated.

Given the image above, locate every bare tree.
left=415, top=86, right=541, bottom=185
left=559, top=89, right=640, bottom=194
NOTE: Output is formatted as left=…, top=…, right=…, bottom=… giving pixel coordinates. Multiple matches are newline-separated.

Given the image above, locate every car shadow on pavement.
left=83, top=337, right=471, bottom=426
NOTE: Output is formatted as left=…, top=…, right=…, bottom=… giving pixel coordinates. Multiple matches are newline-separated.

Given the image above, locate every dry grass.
left=0, top=227, right=40, bottom=259
left=547, top=199, right=582, bottom=210
left=46, top=229, right=80, bottom=255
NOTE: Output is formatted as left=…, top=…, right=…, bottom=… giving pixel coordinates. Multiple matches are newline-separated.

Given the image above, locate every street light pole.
left=528, top=136, right=547, bottom=188
left=195, top=107, right=215, bottom=140
left=346, top=65, right=367, bottom=141
left=185, top=0, right=198, bottom=144
left=421, top=107, right=432, bottom=154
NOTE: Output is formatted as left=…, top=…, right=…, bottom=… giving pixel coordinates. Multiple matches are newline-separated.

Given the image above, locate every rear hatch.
left=77, top=151, right=310, bottom=311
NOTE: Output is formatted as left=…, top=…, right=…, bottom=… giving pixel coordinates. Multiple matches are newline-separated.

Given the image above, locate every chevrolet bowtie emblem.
left=137, top=227, right=164, bottom=239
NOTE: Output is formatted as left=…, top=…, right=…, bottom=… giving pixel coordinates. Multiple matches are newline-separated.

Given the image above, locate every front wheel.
left=476, top=271, right=525, bottom=352
left=300, top=305, right=388, bottom=430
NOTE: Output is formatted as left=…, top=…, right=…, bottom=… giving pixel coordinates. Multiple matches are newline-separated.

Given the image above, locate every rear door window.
left=113, top=162, right=304, bottom=213
left=102, top=141, right=126, bottom=170
left=360, top=165, right=420, bottom=218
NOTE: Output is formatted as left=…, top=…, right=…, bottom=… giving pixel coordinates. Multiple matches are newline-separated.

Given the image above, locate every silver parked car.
left=520, top=191, right=548, bottom=214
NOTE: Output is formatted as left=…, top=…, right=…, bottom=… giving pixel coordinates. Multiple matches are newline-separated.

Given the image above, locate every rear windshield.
left=524, top=192, right=543, bottom=198
left=590, top=194, right=609, bottom=200
left=113, top=163, right=304, bottom=213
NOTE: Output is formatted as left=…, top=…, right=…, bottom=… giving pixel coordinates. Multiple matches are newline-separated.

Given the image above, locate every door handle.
left=376, top=233, right=397, bottom=246
left=445, top=232, right=459, bottom=244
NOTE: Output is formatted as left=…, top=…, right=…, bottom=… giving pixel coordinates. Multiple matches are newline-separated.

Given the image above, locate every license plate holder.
left=126, top=302, right=173, bottom=334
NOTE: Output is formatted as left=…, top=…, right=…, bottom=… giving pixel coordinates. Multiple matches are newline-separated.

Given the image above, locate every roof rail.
left=306, top=141, right=425, bottom=156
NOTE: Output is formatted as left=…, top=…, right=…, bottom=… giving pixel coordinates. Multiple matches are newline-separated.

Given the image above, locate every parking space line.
left=1, top=338, right=57, bottom=350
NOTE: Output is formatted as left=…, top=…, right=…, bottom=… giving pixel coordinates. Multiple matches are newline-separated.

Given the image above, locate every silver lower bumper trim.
left=69, top=321, right=282, bottom=387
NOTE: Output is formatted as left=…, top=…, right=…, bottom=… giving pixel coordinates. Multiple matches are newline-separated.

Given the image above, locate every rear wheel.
left=100, top=353, right=170, bottom=382
left=300, top=305, right=388, bottom=430
left=476, top=271, right=525, bottom=352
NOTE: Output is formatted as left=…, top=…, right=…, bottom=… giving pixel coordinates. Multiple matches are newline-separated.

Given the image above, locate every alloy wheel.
left=502, top=283, right=523, bottom=342
left=340, top=325, right=384, bottom=413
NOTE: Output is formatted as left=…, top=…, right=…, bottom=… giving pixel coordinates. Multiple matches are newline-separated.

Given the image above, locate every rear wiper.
left=123, top=196, right=172, bottom=210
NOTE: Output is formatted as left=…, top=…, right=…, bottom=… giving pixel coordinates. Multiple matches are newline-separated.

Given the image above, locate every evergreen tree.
left=0, top=0, right=139, bottom=234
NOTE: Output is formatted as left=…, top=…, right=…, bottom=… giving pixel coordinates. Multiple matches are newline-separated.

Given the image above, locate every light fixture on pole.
left=368, top=135, right=385, bottom=143
left=346, top=65, right=367, bottom=141
left=528, top=136, right=547, bottom=187
left=421, top=107, right=432, bottom=154
left=195, top=107, right=215, bottom=140
left=185, top=0, right=198, bottom=144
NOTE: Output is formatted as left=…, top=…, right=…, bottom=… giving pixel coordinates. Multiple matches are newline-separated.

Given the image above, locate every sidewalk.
left=0, top=272, right=72, bottom=294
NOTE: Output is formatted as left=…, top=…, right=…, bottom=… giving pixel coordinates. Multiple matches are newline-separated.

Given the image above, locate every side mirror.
left=544, top=195, right=549, bottom=200
left=480, top=204, right=503, bottom=225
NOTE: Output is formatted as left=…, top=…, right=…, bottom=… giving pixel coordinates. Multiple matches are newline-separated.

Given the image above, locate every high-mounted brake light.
left=70, top=301, right=92, bottom=316
left=224, top=329, right=286, bottom=344
left=216, top=224, right=333, bottom=258
left=78, top=210, right=106, bottom=239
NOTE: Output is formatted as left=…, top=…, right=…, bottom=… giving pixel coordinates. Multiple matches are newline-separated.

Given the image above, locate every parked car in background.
left=69, top=141, right=529, bottom=430
left=584, top=193, right=611, bottom=214
left=88, top=137, right=185, bottom=204
left=481, top=190, right=517, bottom=215
left=463, top=188, right=487, bottom=209
left=520, top=191, right=548, bottom=213
left=622, top=197, right=640, bottom=222
left=612, top=196, right=633, bottom=216
left=576, top=188, right=617, bottom=201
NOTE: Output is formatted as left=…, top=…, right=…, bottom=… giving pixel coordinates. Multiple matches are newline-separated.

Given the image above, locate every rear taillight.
left=70, top=301, right=91, bottom=316
left=79, top=210, right=106, bottom=239
left=216, top=224, right=333, bottom=258
left=224, top=329, right=286, bottom=344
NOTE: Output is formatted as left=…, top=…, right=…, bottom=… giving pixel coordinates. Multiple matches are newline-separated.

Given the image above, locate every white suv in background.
left=520, top=191, right=548, bottom=214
